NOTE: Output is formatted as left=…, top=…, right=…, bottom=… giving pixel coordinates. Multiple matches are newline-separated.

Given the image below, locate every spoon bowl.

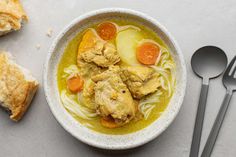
left=191, top=46, right=228, bottom=79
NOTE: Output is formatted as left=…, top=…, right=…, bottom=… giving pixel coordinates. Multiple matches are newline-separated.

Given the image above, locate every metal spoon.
left=190, top=46, right=228, bottom=157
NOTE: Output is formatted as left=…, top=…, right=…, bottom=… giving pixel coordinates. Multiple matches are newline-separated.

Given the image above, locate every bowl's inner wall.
left=45, top=10, right=185, bottom=149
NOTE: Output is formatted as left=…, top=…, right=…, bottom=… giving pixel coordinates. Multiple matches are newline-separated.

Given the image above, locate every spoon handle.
left=190, top=81, right=209, bottom=157
left=201, top=90, right=232, bottom=157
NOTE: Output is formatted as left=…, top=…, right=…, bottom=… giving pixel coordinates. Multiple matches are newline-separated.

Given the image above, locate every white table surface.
left=0, top=0, right=236, bottom=157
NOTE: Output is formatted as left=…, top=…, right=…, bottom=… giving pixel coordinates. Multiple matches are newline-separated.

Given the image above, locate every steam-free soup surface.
left=57, top=20, right=175, bottom=135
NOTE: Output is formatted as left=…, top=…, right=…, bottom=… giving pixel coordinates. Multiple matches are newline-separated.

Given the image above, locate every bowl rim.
left=43, top=8, right=187, bottom=150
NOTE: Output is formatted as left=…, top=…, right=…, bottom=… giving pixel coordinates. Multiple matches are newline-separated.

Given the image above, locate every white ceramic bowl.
left=44, top=8, right=186, bottom=150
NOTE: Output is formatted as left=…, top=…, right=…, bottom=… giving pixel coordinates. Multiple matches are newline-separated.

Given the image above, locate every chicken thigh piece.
left=122, top=66, right=161, bottom=99
left=77, top=29, right=120, bottom=68
left=91, top=66, right=136, bottom=126
left=80, top=42, right=120, bottom=68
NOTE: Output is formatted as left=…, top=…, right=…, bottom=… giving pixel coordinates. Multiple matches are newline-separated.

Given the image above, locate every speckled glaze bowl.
left=44, top=8, right=187, bottom=150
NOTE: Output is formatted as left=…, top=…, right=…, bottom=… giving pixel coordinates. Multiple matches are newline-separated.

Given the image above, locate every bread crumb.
left=46, top=28, right=53, bottom=37
left=35, top=44, right=41, bottom=50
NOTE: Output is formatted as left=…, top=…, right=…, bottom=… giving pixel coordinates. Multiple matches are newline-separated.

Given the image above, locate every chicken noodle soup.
left=57, top=20, right=176, bottom=134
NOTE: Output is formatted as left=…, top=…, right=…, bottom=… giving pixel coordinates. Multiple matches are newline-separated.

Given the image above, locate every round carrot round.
left=97, top=22, right=117, bottom=40
left=67, top=75, right=84, bottom=93
left=136, top=42, right=161, bottom=65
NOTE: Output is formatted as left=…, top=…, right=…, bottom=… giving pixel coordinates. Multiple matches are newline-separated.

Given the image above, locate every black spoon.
left=190, top=46, right=228, bottom=157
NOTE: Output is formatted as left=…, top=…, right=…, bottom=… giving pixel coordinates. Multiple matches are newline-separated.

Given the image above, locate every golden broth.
left=57, top=20, right=174, bottom=135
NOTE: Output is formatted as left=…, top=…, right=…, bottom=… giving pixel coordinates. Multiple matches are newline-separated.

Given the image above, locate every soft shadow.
left=0, top=101, right=12, bottom=116
left=0, top=29, right=22, bottom=39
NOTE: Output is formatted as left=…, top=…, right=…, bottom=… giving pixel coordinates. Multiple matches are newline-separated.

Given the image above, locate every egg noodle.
left=60, top=65, right=97, bottom=120
left=139, top=46, right=176, bottom=118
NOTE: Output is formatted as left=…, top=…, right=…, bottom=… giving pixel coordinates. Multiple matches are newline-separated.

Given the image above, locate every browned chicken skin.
left=91, top=66, right=136, bottom=126
left=80, top=41, right=120, bottom=68
left=121, top=66, right=161, bottom=99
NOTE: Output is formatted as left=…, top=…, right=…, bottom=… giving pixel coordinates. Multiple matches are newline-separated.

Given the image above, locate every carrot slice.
left=100, top=116, right=119, bottom=128
left=97, top=22, right=117, bottom=40
left=136, top=42, right=161, bottom=65
left=67, top=75, right=84, bottom=93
